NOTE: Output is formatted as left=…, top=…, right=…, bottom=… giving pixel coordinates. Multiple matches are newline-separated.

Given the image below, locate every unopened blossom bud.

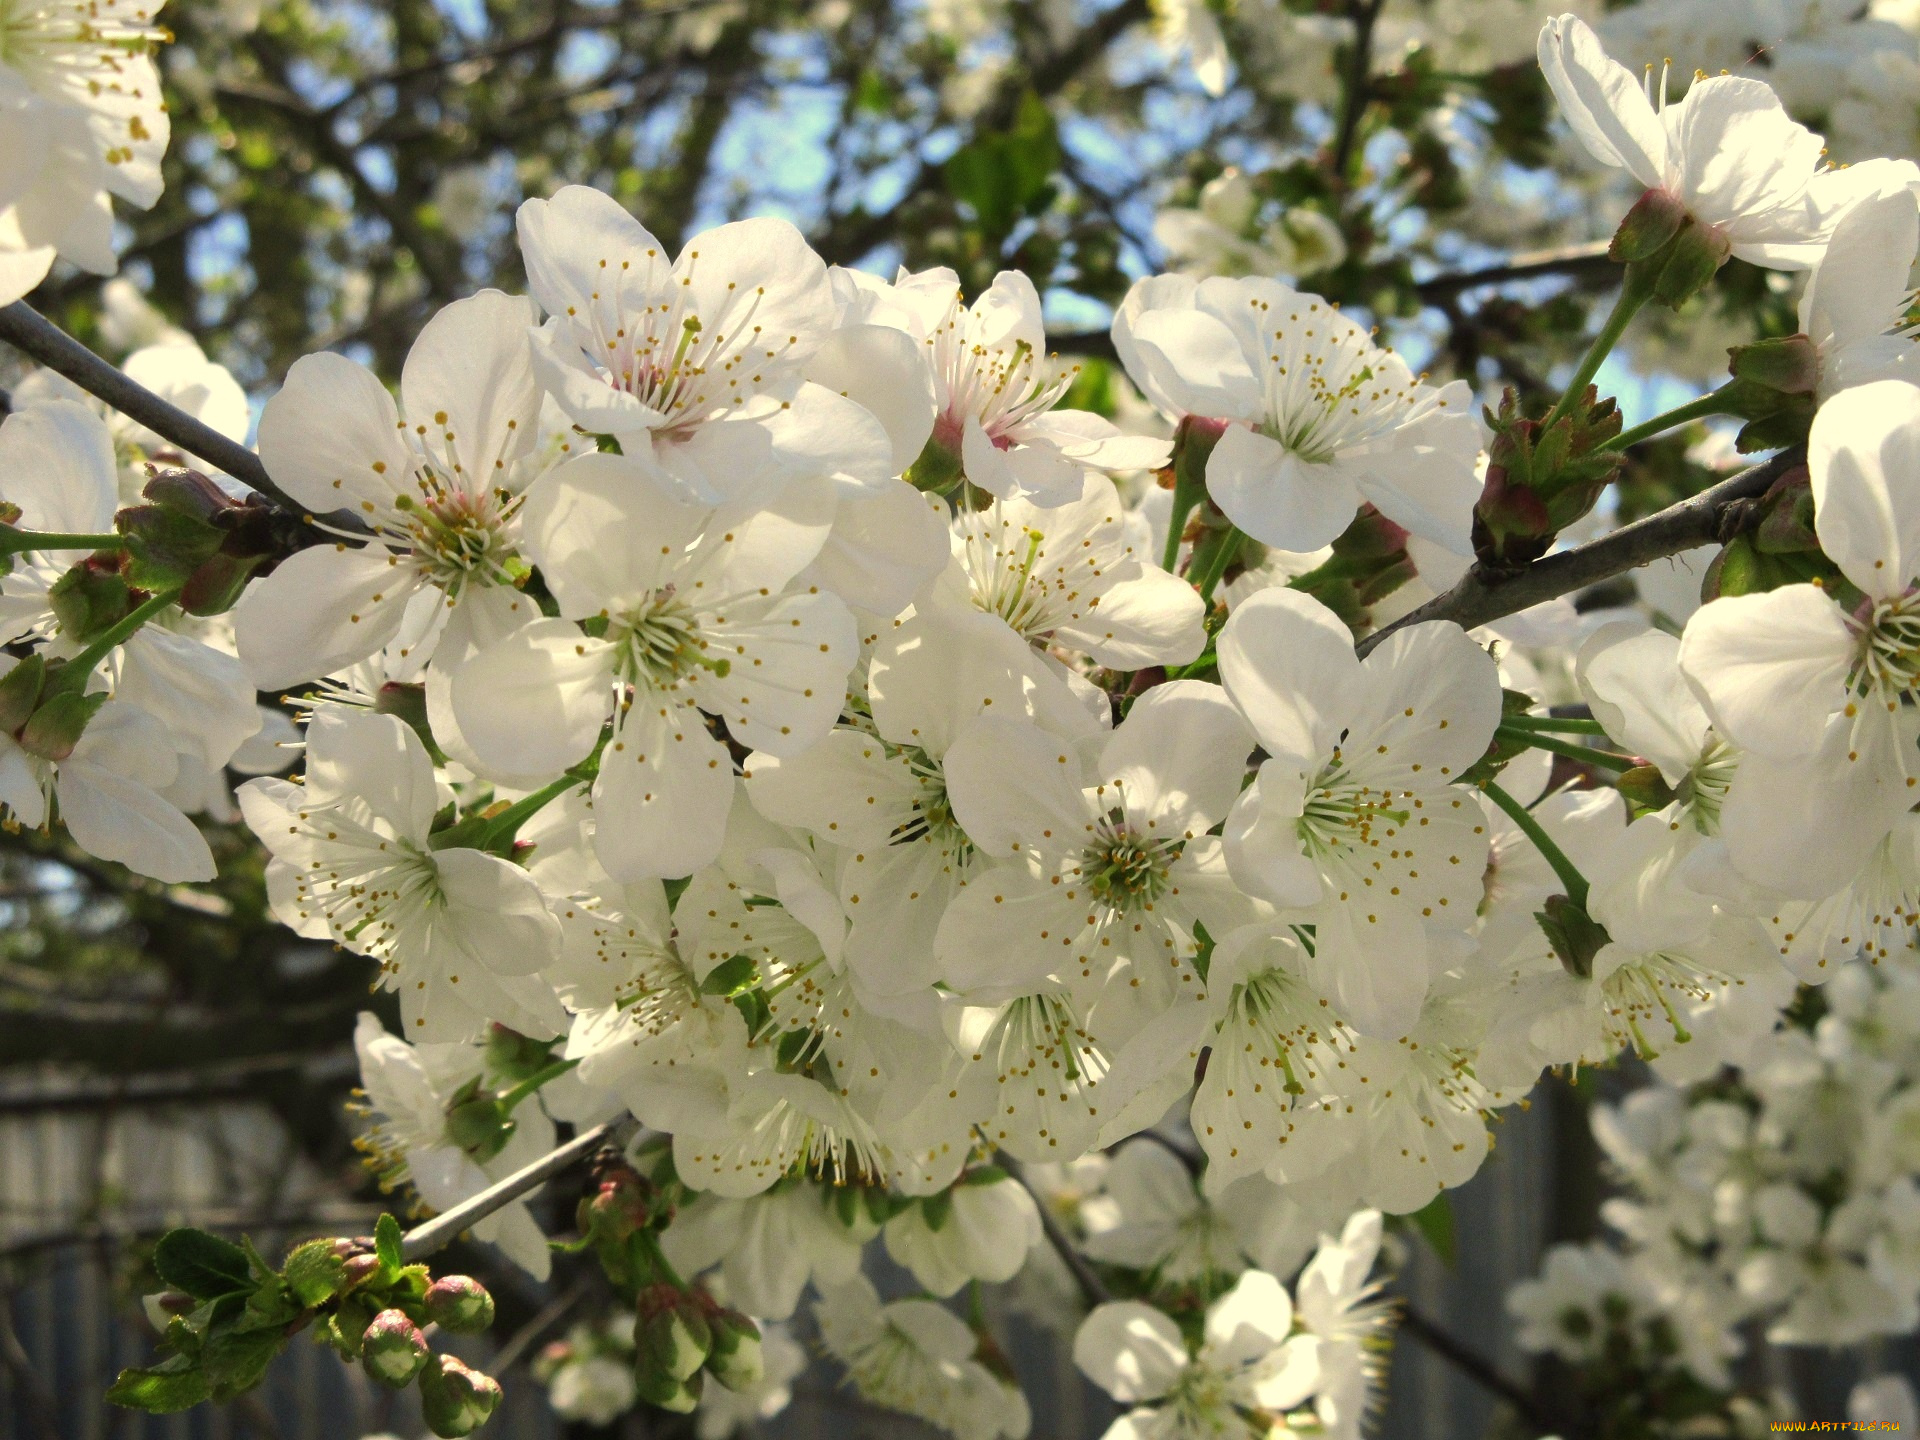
left=1472, top=387, right=1623, bottom=574
left=140, top=1290, right=194, bottom=1332
left=424, top=1275, right=496, bottom=1334
left=1289, top=504, right=1418, bottom=633
left=419, top=1354, right=503, bottom=1437
left=704, top=1307, right=765, bottom=1393
left=0, top=654, right=46, bottom=734
left=635, top=1287, right=712, bottom=1383
left=18, top=690, right=105, bottom=763
left=633, top=1361, right=703, bottom=1414
left=360, top=1308, right=430, bottom=1388
left=47, top=559, right=130, bottom=644
left=142, top=467, right=239, bottom=524
left=1608, top=186, right=1688, bottom=264
left=341, top=1253, right=382, bottom=1288
left=1645, top=214, right=1731, bottom=309
left=1721, top=337, right=1821, bottom=451
left=444, top=1094, right=515, bottom=1164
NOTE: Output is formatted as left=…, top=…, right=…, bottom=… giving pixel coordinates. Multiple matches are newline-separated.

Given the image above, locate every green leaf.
left=201, top=1324, right=289, bottom=1402
left=1404, top=1193, right=1456, bottom=1268
left=106, top=1356, right=211, bottom=1413
left=700, top=952, right=759, bottom=997
left=375, top=1212, right=405, bottom=1276
left=153, top=1228, right=253, bottom=1300
left=281, top=1238, right=349, bottom=1307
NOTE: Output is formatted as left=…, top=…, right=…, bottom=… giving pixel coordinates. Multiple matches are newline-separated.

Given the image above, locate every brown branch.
left=999, top=1153, right=1111, bottom=1306
left=401, top=1119, right=636, bottom=1261
left=1397, top=1303, right=1549, bottom=1429
left=0, top=302, right=285, bottom=504
left=1329, top=0, right=1388, bottom=186
left=1356, top=447, right=1803, bottom=657
left=1415, top=240, right=1617, bottom=300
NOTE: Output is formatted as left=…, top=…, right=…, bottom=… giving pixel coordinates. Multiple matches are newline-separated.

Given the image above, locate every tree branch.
left=0, top=302, right=289, bottom=506
left=1356, top=447, right=1802, bottom=657
left=1414, top=240, right=1616, bottom=300
left=1330, top=0, right=1388, bottom=186
left=1397, top=1303, right=1548, bottom=1429
left=401, top=1118, right=636, bottom=1262
left=999, top=1153, right=1111, bottom=1306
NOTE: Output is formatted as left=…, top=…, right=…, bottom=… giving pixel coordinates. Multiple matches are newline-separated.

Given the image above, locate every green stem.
left=1599, top=385, right=1731, bottom=452
left=499, top=1058, right=580, bottom=1114
left=46, top=587, right=181, bottom=696
left=1192, top=528, right=1244, bottom=605
left=0, top=530, right=125, bottom=555
left=1167, top=647, right=1218, bottom=680
left=1163, top=464, right=1207, bottom=574
left=1540, top=267, right=1656, bottom=432
left=1483, top=779, right=1589, bottom=909
left=1495, top=725, right=1636, bottom=772
left=480, top=769, right=590, bottom=848
left=1501, top=715, right=1610, bottom=735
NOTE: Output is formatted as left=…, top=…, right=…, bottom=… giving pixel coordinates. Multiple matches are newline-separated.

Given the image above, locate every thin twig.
left=1397, top=1303, right=1549, bottom=1429
left=0, top=302, right=285, bottom=507
left=1356, top=447, right=1803, bottom=657
left=998, top=1153, right=1111, bottom=1306
left=0, top=1287, right=65, bottom=1440
left=401, top=1119, right=634, bottom=1262
left=1415, top=240, right=1616, bottom=299
left=490, top=1276, right=591, bottom=1373
left=1329, top=0, right=1388, bottom=185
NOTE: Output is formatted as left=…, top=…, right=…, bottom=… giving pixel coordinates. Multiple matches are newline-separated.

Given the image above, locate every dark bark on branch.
left=1414, top=240, right=1616, bottom=299
left=0, top=302, right=288, bottom=505
left=401, top=1119, right=635, bottom=1261
left=1356, top=447, right=1803, bottom=657
left=1001, top=1153, right=1111, bottom=1306
left=1330, top=0, right=1389, bottom=186
left=1398, top=1303, right=1550, bottom=1430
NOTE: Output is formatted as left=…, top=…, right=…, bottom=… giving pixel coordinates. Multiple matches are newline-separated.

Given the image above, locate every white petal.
left=1678, top=586, right=1852, bottom=758
left=1810, top=379, right=1920, bottom=598
left=592, top=705, right=734, bottom=880
left=1217, top=586, right=1359, bottom=765
left=0, top=400, right=116, bottom=535
left=804, top=322, right=936, bottom=474
left=303, top=708, right=440, bottom=840
left=1072, top=1302, right=1188, bottom=1403
left=1537, top=13, right=1669, bottom=188
left=256, top=352, right=415, bottom=515
left=449, top=617, right=614, bottom=777
left=233, top=544, right=421, bottom=691
left=519, top=452, right=711, bottom=616
left=1098, top=679, right=1253, bottom=837
left=56, top=760, right=214, bottom=883
left=432, top=846, right=565, bottom=977
left=1210, top=426, right=1363, bottom=552
left=400, top=289, right=541, bottom=485
left=1124, top=305, right=1262, bottom=419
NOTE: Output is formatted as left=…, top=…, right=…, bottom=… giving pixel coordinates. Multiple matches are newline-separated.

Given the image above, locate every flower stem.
left=46, top=586, right=183, bottom=698
left=1598, top=385, right=1731, bottom=452
left=1499, top=714, right=1609, bottom=735
left=1483, top=778, right=1589, bottom=909
left=1191, top=527, right=1244, bottom=605
left=499, top=1058, right=580, bottom=1114
left=1540, top=266, right=1656, bottom=432
left=0, top=530, right=125, bottom=555
left=1494, top=724, right=1636, bottom=772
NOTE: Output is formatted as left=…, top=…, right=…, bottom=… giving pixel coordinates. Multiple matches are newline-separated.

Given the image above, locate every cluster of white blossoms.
left=25, top=1, right=1920, bottom=1432
left=1510, top=945, right=1920, bottom=1394
left=0, top=0, right=171, bottom=305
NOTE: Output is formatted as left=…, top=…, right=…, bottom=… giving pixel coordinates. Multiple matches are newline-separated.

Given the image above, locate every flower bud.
left=140, top=1289, right=194, bottom=1333
left=47, top=559, right=130, bottom=645
left=0, top=654, right=47, bottom=734
left=444, top=1094, right=515, bottom=1164
left=341, top=1253, right=382, bottom=1288
left=635, top=1289, right=712, bottom=1383
left=17, top=690, right=106, bottom=763
left=704, top=1308, right=764, bottom=1393
left=906, top=417, right=964, bottom=494
left=360, top=1308, right=429, bottom=1388
left=424, top=1275, right=496, bottom=1334
left=633, top=1360, right=703, bottom=1413
left=419, top=1354, right=504, bottom=1437
left=1608, top=186, right=1687, bottom=263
